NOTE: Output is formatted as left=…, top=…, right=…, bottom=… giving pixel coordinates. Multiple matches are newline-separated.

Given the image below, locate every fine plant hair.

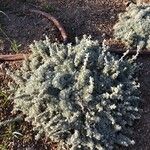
left=8, top=35, right=140, bottom=150
left=0, top=11, right=10, bottom=20
left=113, top=3, right=150, bottom=50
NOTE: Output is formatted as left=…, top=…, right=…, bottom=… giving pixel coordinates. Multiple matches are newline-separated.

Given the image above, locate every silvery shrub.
left=8, top=35, right=140, bottom=150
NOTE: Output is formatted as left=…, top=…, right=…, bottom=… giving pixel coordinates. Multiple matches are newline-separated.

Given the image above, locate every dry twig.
left=105, top=39, right=150, bottom=54
left=0, top=9, right=68, bottom=61
left=29, top=9, right=68, bottom=43
left=0, top=54, right=30, bottom=61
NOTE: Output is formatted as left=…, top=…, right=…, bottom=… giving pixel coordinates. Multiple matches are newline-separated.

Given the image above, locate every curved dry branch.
left=29, top=9, right=68, bottom=43
left=0, top=9, right=68, bottom=62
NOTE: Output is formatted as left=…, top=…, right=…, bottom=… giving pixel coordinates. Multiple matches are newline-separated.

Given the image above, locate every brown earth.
left=0, top=0, right=150, bottom=150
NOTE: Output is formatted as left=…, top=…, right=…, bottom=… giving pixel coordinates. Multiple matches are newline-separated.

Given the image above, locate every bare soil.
left=0, top=0, right=150, bottom=150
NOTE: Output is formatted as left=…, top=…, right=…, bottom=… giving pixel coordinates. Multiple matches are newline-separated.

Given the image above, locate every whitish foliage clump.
left=113, top=3, right=150, bottom=50
left=8, top=36, right=140, bottom=150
